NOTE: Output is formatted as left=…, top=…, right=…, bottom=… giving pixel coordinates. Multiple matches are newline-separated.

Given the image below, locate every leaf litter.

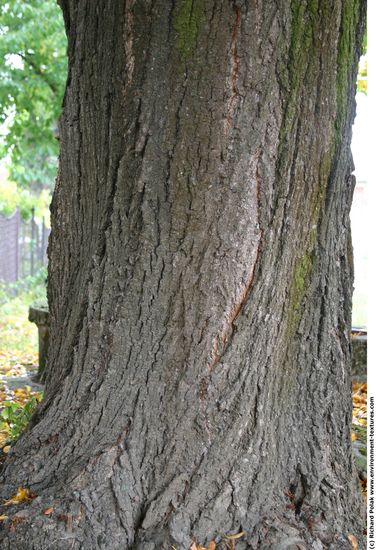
left=351, top=381, right=367, bottom=497
left=0, top=347, right=41, bottom=455
left=3, top=487, right=35, bottom=506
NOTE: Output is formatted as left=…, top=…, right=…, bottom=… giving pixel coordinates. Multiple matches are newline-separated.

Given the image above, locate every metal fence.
left=0, top=207, right=50, bottom=283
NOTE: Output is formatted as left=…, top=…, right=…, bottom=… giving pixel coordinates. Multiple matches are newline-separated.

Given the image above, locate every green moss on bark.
left=289, top=0, right=315, bottom=92
left=173, top=0, right=204, bottom=65
left=288, top=242, right=315, bottom=336
left=277, top=1, right=319, bottom=158
left=335, top=0, right=359, bottom=141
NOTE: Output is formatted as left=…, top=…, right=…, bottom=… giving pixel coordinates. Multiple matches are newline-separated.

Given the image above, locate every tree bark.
left=0, top=1, right=366, bottom=548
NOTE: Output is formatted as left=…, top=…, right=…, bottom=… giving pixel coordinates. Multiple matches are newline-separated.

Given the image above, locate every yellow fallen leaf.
left=207, top=542, right=216, bottom=550
left=0, top=515, right=8, bottom=521
left=4, top=487, right=33, bottom=506
left=2, top=445, right=10, bottom=454
left=353, top=395, right=364, bottom=403
left=225, top=531, right=245, bottom=540
left=43, top=507, right=54, bottom=515
left=348, top=534, right=358, bottom=549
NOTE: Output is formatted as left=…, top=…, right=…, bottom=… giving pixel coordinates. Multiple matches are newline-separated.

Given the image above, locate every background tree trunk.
left=0, top=1, right=366, bottom=548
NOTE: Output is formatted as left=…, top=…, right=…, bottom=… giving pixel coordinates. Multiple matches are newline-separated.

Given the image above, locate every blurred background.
left=0, top=2, right=66, bottom=435
left=351, top=55, right=368, bottom=329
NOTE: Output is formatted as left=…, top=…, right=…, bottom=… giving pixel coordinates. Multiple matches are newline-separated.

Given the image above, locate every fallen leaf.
left=190, top=544, right=198, bottom=550
left=225, top=531, right=245, bottom=540
left=0, top=433, right=9, bottom=449
left=353, top=395, right=364, bottom=404
left=348, top=534, right=358, bottom=550
left=43, top=507, right=54, bottom=515
left=3, top=445, right=10, bottom=454
left=207, top=542, right=216, bottom=550
left=0, top=515, right=8, bottom=521
left=4, top=487, right=33, bottom=506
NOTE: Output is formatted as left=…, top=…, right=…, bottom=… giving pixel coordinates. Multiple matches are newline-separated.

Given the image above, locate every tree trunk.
left=0, top=1, right=366, bottom=548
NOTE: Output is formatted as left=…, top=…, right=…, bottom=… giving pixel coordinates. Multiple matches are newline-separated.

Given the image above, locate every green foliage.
left=0, top=0, right=67, bottom=191
left=357, top=55, right=367, bottom=95
left=1, top=395, right=41, bottom=441
left=0, top=175, right=50, bottom=220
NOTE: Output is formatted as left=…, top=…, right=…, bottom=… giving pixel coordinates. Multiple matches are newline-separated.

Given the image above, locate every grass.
left=0, top=269, right=47, bottom=354
left=0, top=295, right=39, bottom=354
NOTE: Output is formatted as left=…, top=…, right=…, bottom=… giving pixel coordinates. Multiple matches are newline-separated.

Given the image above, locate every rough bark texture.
left=0, top=1, right=366, bottom=548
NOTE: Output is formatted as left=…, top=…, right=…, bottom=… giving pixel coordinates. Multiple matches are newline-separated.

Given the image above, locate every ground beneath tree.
left=351, top=381, right=367, bottom=497
left=0, top=350, right=43, bottom=453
